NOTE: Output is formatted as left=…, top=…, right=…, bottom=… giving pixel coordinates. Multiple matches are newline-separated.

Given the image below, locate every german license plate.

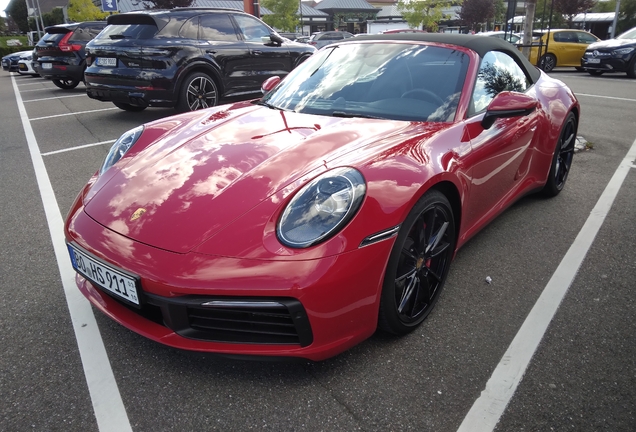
left=586, top=58, right=600, bottom=64
left=42, top=62, right=52, bottom=69
left=96, top=57, right=117, bottom=67
left=68, top=244, right=140, bottom=305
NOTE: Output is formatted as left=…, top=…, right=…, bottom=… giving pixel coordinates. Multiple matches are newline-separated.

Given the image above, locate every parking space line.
left=458, top=136, right=636, bottom=432
left=11, top=75, right=133, bottom=432
left=17, top=82, right=50, bottom=87
left=31, top=107, right=119, bottom=121
left=24, top=94, right=87, bottom=103
left=576, top=93, right=636, bottom=103
left=42, top=140, right=116, bottom=156
left=19, top=88, right=59, bottom=93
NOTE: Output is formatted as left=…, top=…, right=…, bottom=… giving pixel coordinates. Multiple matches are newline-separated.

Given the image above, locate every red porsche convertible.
left=65, top=34, right=579, bottom=361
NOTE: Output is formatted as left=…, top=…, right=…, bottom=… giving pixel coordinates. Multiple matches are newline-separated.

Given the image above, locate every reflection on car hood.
left=587, top=38, right=636, bottom=50
left=84, top=104, right=441, bottom=253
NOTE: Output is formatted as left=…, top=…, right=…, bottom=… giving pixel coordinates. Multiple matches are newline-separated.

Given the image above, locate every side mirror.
left=261, top=34, right=284, bottom=45
left=481, top=91, right=538, bottom=129
left=261, top=76, right=281, bottom=95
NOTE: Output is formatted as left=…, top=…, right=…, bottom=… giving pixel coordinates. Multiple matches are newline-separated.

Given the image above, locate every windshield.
left=261, top=42, right=469, bottom=122
left=617, top=27, right=636, bottom=40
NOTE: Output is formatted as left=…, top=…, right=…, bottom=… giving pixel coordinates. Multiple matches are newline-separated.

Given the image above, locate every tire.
left=627, top=57, right=636, bottom=79
left=542, top=112, right=577, bottom=197
left=378, top=190, right=456, bottom=335
left=539, top=54, right=557, bottom=73
left=176, top=72, right=219, bottom=112
left=52, top=78, right=80, bottom=89
left=588, top=70, right=604, bottom=76
left=113, top=102, right=147, bottom=112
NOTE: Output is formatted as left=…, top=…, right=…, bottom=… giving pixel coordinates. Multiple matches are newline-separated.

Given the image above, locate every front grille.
left=144, top=294, right=313, bottom=347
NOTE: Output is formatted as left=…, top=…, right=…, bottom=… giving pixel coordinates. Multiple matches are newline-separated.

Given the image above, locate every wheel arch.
left=428, top=181, right=462, bottom=250
left=175, top=61, right=224, bottom=97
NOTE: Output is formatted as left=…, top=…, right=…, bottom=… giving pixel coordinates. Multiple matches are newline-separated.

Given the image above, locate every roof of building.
left=314, top=0, right=379, bottom=12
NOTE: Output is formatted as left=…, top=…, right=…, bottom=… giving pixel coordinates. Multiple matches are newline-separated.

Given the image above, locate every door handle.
left=205, top=50, right=217, bottom=55
left=252, top=50, right=262, bottom=56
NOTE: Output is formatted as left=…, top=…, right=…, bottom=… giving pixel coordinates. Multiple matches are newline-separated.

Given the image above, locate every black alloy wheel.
left=378, top=190, right=456, bottom=335
left=52, top=78, right=80, bottom=89
left=540, top=53, right=557, bottom=73
left=542, top=111, right=577, bottom=197
left=113, top=102, right=147, bottom=112
left=177, top=72, right=219, bottom=112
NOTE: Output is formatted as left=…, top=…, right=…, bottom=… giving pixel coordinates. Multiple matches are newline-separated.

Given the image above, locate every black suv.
left=84, top=8, right=316, bottom=112
left=581, top=26, right=636, bottom=78
left=35, top=22, right=107, bottom=89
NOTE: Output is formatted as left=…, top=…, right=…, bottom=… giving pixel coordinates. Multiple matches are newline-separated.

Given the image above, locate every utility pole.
left=610, top=0, right=621, bottom=38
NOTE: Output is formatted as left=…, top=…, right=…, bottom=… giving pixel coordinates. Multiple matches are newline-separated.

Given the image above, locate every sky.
left=1, top=0, right=10, bottom=18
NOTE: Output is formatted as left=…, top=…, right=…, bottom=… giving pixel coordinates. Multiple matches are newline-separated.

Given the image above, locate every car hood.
left=587, top=38, right=636, bottom=50
left=83, top=104, right=447, bottom=253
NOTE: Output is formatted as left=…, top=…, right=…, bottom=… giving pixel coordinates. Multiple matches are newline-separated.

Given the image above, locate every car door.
left=462, top=51, right=540, bottom=236
left=552, top=31, right=581, bottom=66
left=230, top=13, right=292, bottom=90
left=197, top=13, right=252, bottom=96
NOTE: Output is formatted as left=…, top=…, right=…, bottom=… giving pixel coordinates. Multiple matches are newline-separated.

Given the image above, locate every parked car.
left=2, top=50, right=33, bottom=72
left=307, top=30, right=354, bottom=49
left=65, top=33, right=580, bottom=361
left=523, top=29, right=599, bottom=72
left=581, top=26, right=636, bottom=78
left=35, top=21, right=107, bottom=89
left=17, top=50, right=39, bottom=76
left=478, top=31, right=520, bottom=44
left=84, top=8, right=315, bottom=112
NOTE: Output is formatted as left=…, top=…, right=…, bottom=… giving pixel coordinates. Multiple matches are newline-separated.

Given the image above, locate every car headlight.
left=99, top=126, right=144, bottom=175
left=277, top=167, right=366, bottom=248
left=613, top=47, right=634, bottom=56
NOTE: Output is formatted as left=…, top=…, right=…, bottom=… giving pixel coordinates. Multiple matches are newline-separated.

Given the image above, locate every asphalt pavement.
left=0, top=69, right=634, bottom=432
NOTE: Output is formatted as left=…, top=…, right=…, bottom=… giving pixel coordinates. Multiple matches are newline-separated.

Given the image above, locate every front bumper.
left=581, top=54, right=633, bottom=73
left=66, top=203, right=393, bottom=361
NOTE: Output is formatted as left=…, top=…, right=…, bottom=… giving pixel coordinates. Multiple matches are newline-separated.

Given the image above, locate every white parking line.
left=20, top=87, right=59, bottom=93
left=458, top=136, right=636, bottom=432
left=576, top=93, right=636, bottom=103
left=24, top=94, right=87, bottom=103
left=42, top=140, right=116, bottom=156
left=11, top=75, right=133, bottom=432
left=31, top=107, right=119, bottom=121
left=17, top=82, right=50, bottom=87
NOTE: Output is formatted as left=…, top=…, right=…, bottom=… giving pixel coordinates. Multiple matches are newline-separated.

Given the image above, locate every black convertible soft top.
left=353, top=33, right=541, bottom=82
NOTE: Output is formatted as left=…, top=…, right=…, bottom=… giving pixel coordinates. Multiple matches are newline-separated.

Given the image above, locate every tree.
left=144, top=0, right=195, bottom=8
left=521, top=0, right=537, bottom=57
left=6, top=0, right=29, bottom=33
left=67, top=0, right=108, bottom=21
left=619, top=0, right=636, bottom=33
left=42, top=7, right=65, bottom=27
left=553, top=0, right=596, bottom=28
left=459, top=0, right=495, bottom=31
left=397, top=0, right=453, bottom=32
left=0, top=17, right=6, bottom=34
left=261, top=0, right=300, bottom=32
left=493, top=0, right=506, bottom=28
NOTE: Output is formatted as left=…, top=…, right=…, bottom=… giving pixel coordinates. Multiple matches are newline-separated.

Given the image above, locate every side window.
left=233, top=14, right=271, bottom=41
left=577, top=32, right=597, bottom=43
left=199, top=14, right=238, bottom=41
left=180, top=17, right=199, bottom=39
left=554, top=31, right=577, bottom=43
left=471, top=51, right=531, bottom=115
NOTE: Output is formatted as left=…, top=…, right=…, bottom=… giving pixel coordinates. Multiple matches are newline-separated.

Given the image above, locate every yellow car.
left=523, top=29, right=600, bottom=72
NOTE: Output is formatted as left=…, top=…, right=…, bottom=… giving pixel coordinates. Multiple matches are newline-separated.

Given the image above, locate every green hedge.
left=0, top=46, right=36, bottom=57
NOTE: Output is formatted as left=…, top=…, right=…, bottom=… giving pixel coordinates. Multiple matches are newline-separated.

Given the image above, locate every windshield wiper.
left=332, top=111, right=383, bottom=119
left=255, top=100, right=281, bottom=110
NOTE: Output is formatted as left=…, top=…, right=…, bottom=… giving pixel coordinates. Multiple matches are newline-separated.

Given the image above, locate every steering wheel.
left=401, top=89, right=445, bottom=106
